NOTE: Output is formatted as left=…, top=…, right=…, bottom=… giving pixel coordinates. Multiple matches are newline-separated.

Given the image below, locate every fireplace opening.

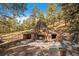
left=37, top=34, right=45, bottom=40
left=23, top=33, right=31, bottom=39
left=51, top=34, right=57, bottom=39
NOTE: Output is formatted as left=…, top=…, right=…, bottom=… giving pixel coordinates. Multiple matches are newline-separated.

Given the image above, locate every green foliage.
left=0, top=3, right=27, bottom=17
left=0, top=3, right=79, bottom=34
left=61, top=3, right=79, bottom=33
left=21, top=6, right=46, bottom=30
left=46, top=4, right=56, bottom=26
left=0, top=3, right=27, bottom=34
left=38, top=9, right=45, bottom=23
left=31, top=6, right=39, bottom=16
left=0, top=18, right=18, bottom=33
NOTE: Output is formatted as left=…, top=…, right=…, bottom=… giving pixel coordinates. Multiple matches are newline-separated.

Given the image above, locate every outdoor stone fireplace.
left=23, top=19, right=57, bottom=41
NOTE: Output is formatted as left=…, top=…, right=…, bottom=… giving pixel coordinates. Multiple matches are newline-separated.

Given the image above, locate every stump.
left=59, top=48, right=66, bottom=56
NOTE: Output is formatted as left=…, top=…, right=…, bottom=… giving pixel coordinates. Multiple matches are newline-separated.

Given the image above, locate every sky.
left=0, top=3, right=61, bottom=23
left=25, top=3, right=48, bottom=16
left=17, top=3, right=48, bottom=23
left=17, top=3, right=61, bottom=23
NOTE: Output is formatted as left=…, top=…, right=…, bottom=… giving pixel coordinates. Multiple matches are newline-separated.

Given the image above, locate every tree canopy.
left=61, top=4, right=79, bottom=32
left=0, top=3, right=27, bottom=18
left=0, top=3, right=79, bottom=34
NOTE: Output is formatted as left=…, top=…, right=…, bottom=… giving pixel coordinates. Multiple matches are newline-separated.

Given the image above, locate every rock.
left=49, top=41, right=67, bottom=56
left=18, top=51, right=26, bottom=56
left=71, top=31, right=79, bottom=44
